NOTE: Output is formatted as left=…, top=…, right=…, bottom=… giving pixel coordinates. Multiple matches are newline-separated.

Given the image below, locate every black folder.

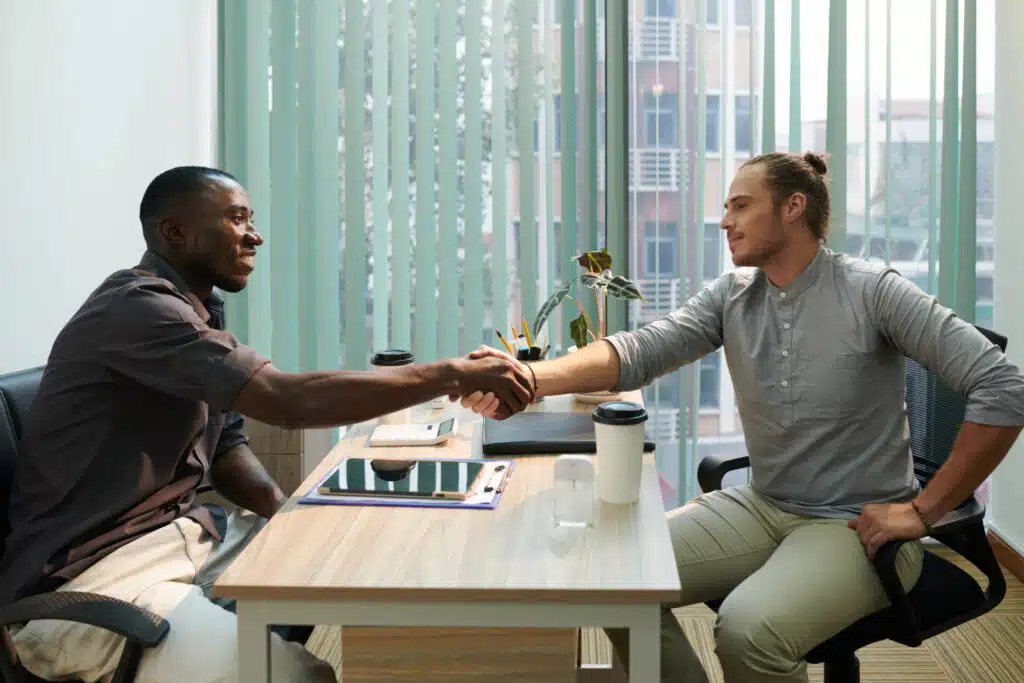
left=481, top=411, right=656, bottom=456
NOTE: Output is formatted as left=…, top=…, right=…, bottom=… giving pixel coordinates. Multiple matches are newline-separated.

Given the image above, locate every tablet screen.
left=318, top=458, right=486, bottom=498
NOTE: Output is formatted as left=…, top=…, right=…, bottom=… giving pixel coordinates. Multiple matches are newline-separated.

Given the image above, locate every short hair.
left=741, top=151, right=831, bottom=240
left=138, top=166, right=238, bottom=241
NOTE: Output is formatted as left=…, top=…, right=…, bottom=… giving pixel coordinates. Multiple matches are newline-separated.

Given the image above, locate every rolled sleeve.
left=604, top=277, right=726, bottom=392
left=872, top=269, right=1024, bottom=427
left=215, top=410, right=250, bottom=457
left=98, top=282, right=270, bottom=412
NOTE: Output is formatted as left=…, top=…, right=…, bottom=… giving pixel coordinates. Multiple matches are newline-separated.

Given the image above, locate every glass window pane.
left=706, top=95, right=721, bottom=153
left=734, top=0, right=753, bottom=27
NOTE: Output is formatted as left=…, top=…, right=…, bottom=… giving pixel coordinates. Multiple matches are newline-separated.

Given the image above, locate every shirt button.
left=781, top=380, right=789, bottom=388
left=780, top=292, right=787, bottom=299
left=784, top=323, right=791, bottom=330
left=782, top=350, right=789, bottom=357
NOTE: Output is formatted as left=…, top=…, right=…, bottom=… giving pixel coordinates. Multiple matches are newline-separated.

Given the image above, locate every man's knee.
left=714, top=596, right=799, bottom=676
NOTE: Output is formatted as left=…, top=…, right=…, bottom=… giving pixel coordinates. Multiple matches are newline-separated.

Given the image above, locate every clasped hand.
left=449, top=346, right=533, bottom=419
left=847, top=502, right=928, bottom=560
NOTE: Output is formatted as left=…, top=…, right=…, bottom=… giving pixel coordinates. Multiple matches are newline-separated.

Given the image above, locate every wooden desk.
left=215, top=393, right=680, bottom=683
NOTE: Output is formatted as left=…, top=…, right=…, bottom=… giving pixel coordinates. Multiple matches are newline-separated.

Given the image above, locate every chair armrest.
left=871, top=540, right=923, bottom=645
left=0, top=591, right=169, bottom=647
left=697, top=454, right=750, bottom=493
left=870, top=498, right=1005, bottom=646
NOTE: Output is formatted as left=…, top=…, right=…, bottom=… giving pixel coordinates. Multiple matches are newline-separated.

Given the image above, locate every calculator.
left=368, top=418, right=459, bottom=447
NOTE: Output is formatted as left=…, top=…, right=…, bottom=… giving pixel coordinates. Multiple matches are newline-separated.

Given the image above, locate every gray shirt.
left=605, top=245, right=1024, bottom=518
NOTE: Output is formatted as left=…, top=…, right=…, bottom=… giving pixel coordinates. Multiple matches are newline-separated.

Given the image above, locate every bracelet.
left=910, top=500, right=934, bottom=534
left=523, top=362, right=538, bottom=396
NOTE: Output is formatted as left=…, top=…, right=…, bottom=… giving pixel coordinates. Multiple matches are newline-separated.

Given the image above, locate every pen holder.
left=517, top=348, right=544, bottom=403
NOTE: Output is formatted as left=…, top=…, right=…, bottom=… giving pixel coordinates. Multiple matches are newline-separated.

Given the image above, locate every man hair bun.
left=802, top=151, right=828, bottom=176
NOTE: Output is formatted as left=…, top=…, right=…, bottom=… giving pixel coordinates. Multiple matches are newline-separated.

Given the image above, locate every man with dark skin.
left=3, top=166, right=534, bottom=683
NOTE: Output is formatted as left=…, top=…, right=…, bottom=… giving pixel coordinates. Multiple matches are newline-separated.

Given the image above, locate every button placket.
left=779, top=291, right=794, bottom=398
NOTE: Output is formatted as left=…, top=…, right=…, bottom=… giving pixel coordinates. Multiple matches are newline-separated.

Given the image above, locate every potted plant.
left=531, top=248, right=644, bottom=403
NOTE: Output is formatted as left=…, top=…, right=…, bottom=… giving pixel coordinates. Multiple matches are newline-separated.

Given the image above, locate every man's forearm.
left=238, top=360, right=459, bottom=429
left=210, top=445, right=287, bottom=519
left=914, top=421, right=1022, bottom=524
left=532, top=340, right=621, bottom=396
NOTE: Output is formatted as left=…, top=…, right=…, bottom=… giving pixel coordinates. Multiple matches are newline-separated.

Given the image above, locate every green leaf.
left=569, top=312, right=589, bottom=349
left=579, top=272, right=644, bottom=301
left=604, top=275, right=644, bottom=300
left=532, top=278, right=575, bottom=336
left=575, top=248, right=612, bottom=273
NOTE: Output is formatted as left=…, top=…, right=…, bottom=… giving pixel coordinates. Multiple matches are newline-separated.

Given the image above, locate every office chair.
left=0, top=367, right=169, bottom=683
left=696, top=325, right=1009, bottom=683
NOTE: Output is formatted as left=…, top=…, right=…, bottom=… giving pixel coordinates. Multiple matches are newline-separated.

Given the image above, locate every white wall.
left=0, top=0, right=218, bottom=373
left=988, top=0, right=1024, bottom=555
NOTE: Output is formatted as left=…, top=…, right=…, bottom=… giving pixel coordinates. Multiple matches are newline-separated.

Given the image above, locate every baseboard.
left=988, top=528, right=1024, bottom=583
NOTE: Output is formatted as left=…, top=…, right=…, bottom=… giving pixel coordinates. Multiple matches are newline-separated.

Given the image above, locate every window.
left=645, top=0, right=676, bottom=18
left=705, top=95, right=721, bottom=153
left=734, top=0, right=754, bottom=28
left=700, top=350, right=721, bottom=408
left=643, top=93, right=678, bottom=147
left=644, top=222, right=678, bottom=277
left=554, top=94, right=562, bottom=152
left=553, top=220, right=565, bottom=282
left=533, top=95, right=562, bottom=153
left=705, top=0, right=721, bottom=25
left=735, top=94, right=756, bottom=155
left=847, top=234, right=864, bottom=258
left=977, top=277, right=994, bottom=301
left=704, top=223, right=721, bottom=281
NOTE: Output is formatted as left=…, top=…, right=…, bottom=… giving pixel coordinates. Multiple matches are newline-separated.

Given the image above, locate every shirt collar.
left=137, top=250, right=223, bottom=325
left=767, top=243, right=826, bottom=301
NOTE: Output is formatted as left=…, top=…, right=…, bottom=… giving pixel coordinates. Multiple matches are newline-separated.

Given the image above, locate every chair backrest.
left=0, top=367, right=44, bottom=548
left=905, top=325, right=1008, bottom=487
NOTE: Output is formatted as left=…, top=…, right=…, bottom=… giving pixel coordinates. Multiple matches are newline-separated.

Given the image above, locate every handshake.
left=448, top=346, right=535, bottom=420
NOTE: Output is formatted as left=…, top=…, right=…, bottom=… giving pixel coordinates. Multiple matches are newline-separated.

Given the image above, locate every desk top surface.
left=213, top=392, right=681, bottom=604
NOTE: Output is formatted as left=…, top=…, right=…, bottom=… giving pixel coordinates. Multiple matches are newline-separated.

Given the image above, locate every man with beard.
left=3, top=166, right=534, bottom=682
left=458, top=152, right=1024, bottom=682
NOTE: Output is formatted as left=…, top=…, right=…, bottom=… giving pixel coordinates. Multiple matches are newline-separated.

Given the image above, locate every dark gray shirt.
left=1, top=251, right=270, bottom=603
left=605, top=246, right=1024, bottom=518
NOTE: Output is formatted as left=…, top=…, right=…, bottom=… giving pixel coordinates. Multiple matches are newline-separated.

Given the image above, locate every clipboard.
left=297, top=456, right=515, bottom=510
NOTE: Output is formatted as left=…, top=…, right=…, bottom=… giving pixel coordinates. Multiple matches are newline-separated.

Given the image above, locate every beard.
left=731, top=214, right=788, bottom=268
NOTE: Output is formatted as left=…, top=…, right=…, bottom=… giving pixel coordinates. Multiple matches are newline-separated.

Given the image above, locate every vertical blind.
left=219, top=0, right=991, bottom=507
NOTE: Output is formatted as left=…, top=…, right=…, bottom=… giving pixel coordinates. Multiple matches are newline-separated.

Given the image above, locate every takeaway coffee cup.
left=592, top=400, right=649, bottom=504
left=370, top=349, right=416, bottom=423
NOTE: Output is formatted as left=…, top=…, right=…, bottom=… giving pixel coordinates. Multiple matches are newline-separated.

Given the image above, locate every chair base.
left=823, top=653, right=860, bottom=683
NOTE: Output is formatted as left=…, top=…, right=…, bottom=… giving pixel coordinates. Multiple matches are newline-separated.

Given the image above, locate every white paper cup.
left=370, top=349, right=415, bottom=424
left=592, top=401, right=648, bottom=504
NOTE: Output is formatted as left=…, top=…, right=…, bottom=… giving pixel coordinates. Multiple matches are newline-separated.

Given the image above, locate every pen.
left=494, top=329, right=514, bottom=355
left=540, top=344, right=551, bottom=360
left=522, top=318, right=534, bottom=347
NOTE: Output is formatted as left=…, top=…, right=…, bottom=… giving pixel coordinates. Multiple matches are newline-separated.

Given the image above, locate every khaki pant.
left=13, top=510, right=336, bottom=683
left=606, top=485, right=924, bottom=683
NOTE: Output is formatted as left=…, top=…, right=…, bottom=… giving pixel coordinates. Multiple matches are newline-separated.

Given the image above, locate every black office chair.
left=696, top=325, right=1009, bottom=683
left=0, top=367, right=169, bottom=683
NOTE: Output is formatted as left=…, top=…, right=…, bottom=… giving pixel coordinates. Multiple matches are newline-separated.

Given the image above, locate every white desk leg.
left=236, top=601, right=271, bottom=683
left=629, top=607, right=661, bottom=683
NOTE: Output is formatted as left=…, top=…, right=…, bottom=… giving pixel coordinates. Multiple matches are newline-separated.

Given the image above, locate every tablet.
left=316, top=457, right=492, bottom=501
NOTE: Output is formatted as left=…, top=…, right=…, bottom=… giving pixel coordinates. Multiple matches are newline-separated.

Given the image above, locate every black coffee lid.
left=592, top=400, right=648, bottom=426
left=370, top=349, right=415, bottom=366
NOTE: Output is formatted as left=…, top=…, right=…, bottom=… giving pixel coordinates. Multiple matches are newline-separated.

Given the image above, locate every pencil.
left=511, top=325, right=518, bottom=343
left=494, top=329, right=514, bottom=355
left=522, top=318, right=534, bottom=347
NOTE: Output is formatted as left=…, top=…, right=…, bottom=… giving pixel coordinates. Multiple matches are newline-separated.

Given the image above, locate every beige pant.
left=13, top=510, right=336, bottom=683
left=606, top=485, right=924, bottom=683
